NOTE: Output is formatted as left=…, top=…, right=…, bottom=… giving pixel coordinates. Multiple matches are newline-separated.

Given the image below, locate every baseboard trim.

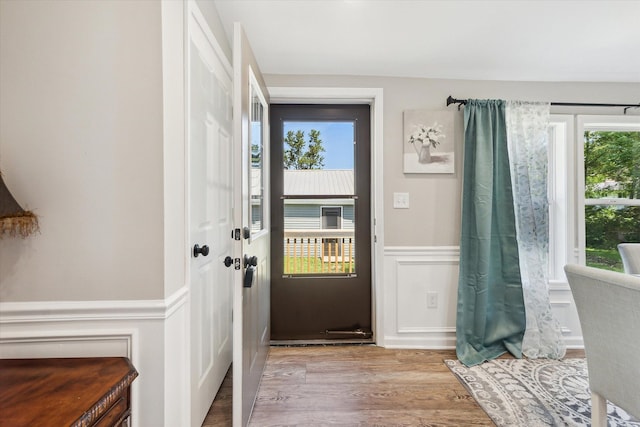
left=383, top=334, right=456, bottom=349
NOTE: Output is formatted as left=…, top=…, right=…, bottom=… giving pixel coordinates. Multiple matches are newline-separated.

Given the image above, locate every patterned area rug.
left=446, top=358, right=640, bottom=427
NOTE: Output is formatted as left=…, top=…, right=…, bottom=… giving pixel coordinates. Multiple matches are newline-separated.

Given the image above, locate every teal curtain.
left=456, top=99, right=526, bottom=367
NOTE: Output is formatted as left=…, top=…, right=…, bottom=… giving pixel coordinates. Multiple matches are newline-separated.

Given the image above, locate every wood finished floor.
left=202, top=346, right=585, bottom=426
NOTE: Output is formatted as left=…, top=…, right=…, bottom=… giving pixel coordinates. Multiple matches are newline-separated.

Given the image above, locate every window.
left=577, top=116, right=640, bottom=272
left=549, top=115, right=640, bottom=278
left=249, top=70, right=267, bottom=235
left=321, top=206, right=342, bottom=229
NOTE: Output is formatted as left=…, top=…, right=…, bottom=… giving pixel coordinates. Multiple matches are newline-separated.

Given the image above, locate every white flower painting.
left=403, top=110, right=455, bottom=173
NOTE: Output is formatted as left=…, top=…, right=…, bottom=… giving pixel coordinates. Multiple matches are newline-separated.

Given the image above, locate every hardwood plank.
left=202, top=346, right=585, bottom=426
left=248, top=409, right=494, bottom=426
left=201, top=366, right=232, bottom=427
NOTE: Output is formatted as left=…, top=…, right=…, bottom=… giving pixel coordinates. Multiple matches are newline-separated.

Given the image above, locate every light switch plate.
left=393, top=192, right=409, bottom=209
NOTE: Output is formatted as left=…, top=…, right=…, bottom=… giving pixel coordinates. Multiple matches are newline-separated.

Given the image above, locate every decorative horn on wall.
left=0, top=172, right=39, bottom=238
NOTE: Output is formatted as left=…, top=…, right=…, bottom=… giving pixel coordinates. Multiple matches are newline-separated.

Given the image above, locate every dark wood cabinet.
left=0, top=357, right=138, bottom=427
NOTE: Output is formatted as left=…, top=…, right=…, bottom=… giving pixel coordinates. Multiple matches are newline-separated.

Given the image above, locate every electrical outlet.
left=427, top=292, right=438, bottom=308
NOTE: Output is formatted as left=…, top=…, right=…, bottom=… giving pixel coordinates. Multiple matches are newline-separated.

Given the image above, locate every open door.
left=187, top=4, right=234, bottom=427
left=232, top=23, right=271, bottom=427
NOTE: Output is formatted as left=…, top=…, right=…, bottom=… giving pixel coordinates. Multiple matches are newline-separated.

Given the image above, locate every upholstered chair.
left=618, top=243, right=640, bottom=275
left=565, top=264, right=640, bottom=427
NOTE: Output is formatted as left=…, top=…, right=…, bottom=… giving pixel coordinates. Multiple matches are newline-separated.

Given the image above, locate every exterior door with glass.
left=270, top=104, right=372, bottom=341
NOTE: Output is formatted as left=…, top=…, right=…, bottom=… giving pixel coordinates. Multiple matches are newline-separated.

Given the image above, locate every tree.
left=283, top=129, right=325, bottom=170
left=583, top=130, right=640, bottom=251
left=584, top=131, right=640, bottom=199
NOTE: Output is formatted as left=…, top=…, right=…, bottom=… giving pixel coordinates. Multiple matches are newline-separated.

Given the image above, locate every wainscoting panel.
left=549, top=284, right=584, bottom=348
left=383, top=246, right=584, bottom=349
left=383, top=247, right=459, bottom=348
left=0, top=330, right=135, bottom=359
left=0, top=286, right=189, bottom=427
left=396, top=259, right=458, bottom=333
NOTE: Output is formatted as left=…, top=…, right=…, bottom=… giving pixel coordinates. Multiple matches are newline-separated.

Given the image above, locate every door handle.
left=223, top=256, right=233, bottom=268
left=243, top=255, right=258, bottom=288
left=193, top=244, right=210, bottom=258
left=244, top=255, right=258, bottom=268
left=244, top=266, right=255, bottom=288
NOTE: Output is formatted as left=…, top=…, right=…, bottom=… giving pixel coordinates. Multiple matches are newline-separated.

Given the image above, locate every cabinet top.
left=0, top=357, right=138, bottom=427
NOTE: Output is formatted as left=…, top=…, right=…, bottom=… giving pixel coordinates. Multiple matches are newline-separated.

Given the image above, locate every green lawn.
left=284, top=256, right=355, bottom=274
left=585, top=247, right=624, bottom=272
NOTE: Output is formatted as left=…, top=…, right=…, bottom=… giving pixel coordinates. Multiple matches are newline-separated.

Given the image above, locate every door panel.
left=188, top=5, right=233, bottom=427
left=270, top=105, right=372, bottom=341
left=233, top=23, right=271, bottom=427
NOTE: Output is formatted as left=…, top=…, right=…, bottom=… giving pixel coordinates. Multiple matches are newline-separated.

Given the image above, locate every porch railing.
left=283, top=229, right=355, bottom=274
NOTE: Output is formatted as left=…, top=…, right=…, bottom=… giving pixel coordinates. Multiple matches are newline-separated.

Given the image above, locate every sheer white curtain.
left=506, top=101, right=566, bottom=359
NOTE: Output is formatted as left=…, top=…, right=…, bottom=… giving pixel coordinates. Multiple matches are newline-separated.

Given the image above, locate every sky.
left=282, top=121, right=354, bottom=170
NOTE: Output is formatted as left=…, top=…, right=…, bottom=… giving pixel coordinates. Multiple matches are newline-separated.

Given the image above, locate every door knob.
left=193, top=244, right=210, bottom=258
left=223, top=256, right=233, bottom=268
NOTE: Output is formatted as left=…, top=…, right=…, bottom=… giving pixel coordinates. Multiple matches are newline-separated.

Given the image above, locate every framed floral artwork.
left=403, top=109, right=455, bottom=173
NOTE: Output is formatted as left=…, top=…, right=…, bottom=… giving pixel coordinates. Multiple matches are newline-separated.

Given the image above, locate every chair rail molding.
left=0, top=286, right=188, bottom=324
left=384, top=246, right=460, bottom=258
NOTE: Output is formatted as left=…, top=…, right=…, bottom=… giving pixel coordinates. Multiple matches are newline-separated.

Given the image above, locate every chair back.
left=618, top=243, right=640, bottom=274
left=564, top=264, right=640, bottom=420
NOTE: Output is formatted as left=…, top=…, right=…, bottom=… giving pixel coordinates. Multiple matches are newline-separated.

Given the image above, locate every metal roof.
left=284, top=170, right=354, bottom=196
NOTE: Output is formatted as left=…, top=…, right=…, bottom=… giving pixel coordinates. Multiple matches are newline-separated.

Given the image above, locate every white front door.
left=232, top=23, right=271, bottom=427
left=188, top=5, right=233, bottom=427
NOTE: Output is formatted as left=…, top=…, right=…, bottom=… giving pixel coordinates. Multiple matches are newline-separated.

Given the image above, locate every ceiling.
left=213, top=0, right=640, bottom=83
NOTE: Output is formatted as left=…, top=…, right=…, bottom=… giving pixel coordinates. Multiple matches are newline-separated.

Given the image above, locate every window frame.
left=548, top=115, right=577, bottom=284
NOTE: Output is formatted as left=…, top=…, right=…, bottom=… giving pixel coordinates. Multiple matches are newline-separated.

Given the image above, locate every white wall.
left=0, top=0, right=165, bottom=302
left=265, top=73, right=640, bottom=348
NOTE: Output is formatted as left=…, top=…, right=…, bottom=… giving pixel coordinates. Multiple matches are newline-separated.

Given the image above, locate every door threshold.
left=270, top=339, right=375, bottom=346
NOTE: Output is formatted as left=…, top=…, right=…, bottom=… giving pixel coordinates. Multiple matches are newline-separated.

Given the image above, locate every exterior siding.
left=283, top=203, right=354, bottom=230
left=284, top=204, right=321, bottom=229
left=343, top=205, right=354, bottom=230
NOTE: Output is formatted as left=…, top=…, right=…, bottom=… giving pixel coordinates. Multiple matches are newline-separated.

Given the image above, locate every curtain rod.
left=446, top=95, right=640, bottom=114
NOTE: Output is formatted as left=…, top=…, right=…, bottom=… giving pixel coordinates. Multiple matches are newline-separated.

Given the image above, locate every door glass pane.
left=249, top=83, right=264, bottom=233
left=282, top=121, right=355, bottom=275
left=584, top=130, right=640, bottom=271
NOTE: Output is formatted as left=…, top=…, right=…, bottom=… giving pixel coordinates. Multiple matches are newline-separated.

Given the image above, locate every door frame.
left=268, top=87, right=385, bottom=345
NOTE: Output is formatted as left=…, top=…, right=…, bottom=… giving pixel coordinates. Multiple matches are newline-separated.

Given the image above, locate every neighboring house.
left=282, top=170, right=355, bottom=263
left=283, top=169, right=354, bottom=231
left=251, top=169, right=356, bottom=262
